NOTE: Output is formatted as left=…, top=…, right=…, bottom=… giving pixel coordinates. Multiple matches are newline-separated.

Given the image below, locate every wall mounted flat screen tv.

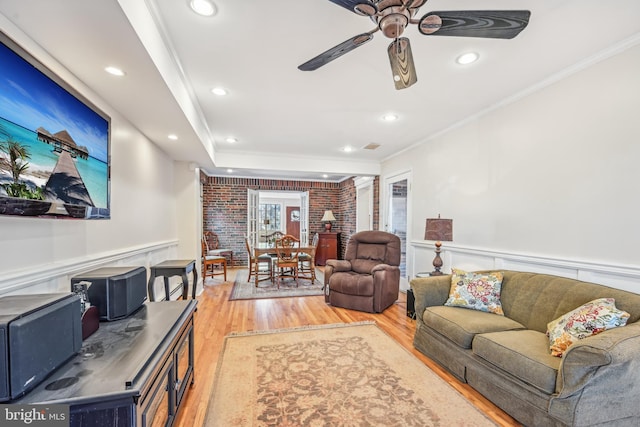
left=0, top=31, right=110, bottom=219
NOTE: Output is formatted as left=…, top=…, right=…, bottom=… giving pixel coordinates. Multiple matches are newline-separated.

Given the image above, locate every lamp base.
left=431, top=241, right=444, bottom=276
left=324, top=223, right=332, bottom=231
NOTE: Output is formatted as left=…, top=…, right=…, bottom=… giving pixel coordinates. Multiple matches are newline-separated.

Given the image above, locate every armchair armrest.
left=371, top=263, right=398, bottom=274
left=324, top=260, right=352, bottom=288
left=410, top=275, right=451, bottom=324
left=326, top=259, right=352, bottom=272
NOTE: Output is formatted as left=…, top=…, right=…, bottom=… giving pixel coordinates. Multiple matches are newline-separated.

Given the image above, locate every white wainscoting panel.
left=409, top=240, right=640, bottom=294
left=0, top=240, right=180, bottom=297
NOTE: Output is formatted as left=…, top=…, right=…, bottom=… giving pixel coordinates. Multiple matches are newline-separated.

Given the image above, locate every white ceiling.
left=1, top=0, right=639, bottom=182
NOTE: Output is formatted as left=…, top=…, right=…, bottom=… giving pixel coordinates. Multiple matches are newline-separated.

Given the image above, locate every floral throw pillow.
left=444, top=269, right=504, bottom=315
left=547, top=298, right=630, bottom=357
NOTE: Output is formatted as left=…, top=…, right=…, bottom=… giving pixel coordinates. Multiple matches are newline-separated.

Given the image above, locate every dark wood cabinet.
left=15, top=300, right=197, bottom=427
left=315, top=232, right=340, bottom=266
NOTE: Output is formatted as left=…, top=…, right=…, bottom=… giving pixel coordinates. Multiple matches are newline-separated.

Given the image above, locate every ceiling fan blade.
left=298, top=33, right=374, bottom=71
left=388, top=37, right=417, bottom=90
left=327, top=0, right=378, bottom=16
left=419, top=10, right=531, bottom=39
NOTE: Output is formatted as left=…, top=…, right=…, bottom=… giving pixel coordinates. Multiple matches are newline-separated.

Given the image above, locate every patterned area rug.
left=229, top=268, right=324, bottom=300
left=204, top=322, right=497, bottom=427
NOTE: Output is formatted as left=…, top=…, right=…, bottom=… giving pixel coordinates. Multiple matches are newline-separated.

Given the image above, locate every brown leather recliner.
left=324, top=230, right=401, bottom=313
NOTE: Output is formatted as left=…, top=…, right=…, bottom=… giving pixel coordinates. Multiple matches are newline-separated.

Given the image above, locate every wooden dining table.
left=253, top=243, right=316, bottom=286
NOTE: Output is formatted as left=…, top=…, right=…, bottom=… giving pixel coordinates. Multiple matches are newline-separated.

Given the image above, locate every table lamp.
left=424, top=215, right=453, bottom=276
left=321, top=210, right=336, bottom=231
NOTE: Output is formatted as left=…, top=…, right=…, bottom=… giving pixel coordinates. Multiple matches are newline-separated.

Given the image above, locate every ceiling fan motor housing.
left=373, top=1, right=422, bottom=39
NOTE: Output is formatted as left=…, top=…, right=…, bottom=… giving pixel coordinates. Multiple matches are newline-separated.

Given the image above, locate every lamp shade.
left=425, top=217, right=453, bottom=242
left=321, top=210, right=336, bottom=222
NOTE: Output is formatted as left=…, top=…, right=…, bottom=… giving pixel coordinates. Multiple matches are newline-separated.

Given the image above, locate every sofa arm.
left=550, top=322, right=640, bottom=425
left=410, top=275, right=451, bottom=324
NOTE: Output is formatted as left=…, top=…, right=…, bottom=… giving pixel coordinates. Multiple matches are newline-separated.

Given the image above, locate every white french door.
left=299, top=191, right=309, bottom=246
left=247, top=188, right=259, bottom=253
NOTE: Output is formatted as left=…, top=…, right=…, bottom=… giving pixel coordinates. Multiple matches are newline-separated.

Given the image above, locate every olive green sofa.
left=411, top=270, right=640, bottom=426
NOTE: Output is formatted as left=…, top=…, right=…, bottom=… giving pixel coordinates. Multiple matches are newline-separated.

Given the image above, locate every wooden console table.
left=14, top=300, right=197, bottom=427
left=148, top=259, right=197, bottom=301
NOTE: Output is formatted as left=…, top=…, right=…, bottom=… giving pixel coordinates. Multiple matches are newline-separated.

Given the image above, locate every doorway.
left=355, top=176, right=374, bottom=232
left=384, top=172, right=411, bottom=291
left=286, top=206, right=301, bottom=239
left=247, top=190, right=309, bottom=248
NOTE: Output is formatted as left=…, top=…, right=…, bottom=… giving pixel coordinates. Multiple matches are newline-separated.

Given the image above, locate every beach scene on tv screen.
left=0, top=39, right=109, bottom=217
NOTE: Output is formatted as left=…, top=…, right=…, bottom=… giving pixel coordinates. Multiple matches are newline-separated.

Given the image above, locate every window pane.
left=259, top=203, right=281, bottom=231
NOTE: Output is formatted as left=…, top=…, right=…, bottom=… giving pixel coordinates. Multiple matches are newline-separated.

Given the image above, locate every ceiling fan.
left=298, top=0, right=531, bottom=90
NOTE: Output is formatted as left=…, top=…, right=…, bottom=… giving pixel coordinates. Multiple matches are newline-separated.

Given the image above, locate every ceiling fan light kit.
left=299, top=0, right=531, bottom=90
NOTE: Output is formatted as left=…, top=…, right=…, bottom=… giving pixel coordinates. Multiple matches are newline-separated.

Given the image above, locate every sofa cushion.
left=423, top=306, right=524, bottom=349
left=328, top=271, right=374, bottom=296
left=445, top=269, right=504, bottom=315
left=547, top=298, right=630, bottom=357
left=473, top=330, right=561, bottom=394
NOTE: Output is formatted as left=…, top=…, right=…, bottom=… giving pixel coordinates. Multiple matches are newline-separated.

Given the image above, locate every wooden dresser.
left=315, top=232, right=340, bottom=266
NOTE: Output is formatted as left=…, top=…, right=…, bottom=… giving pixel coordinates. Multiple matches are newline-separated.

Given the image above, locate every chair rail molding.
left=409, top=240, right=640, bottom=294
left=0, top=240, right=179, bottom=296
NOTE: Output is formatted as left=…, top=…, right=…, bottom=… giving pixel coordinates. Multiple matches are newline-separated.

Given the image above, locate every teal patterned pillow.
left=444, top=269, right=504, bottom=315
left=547, top=298, right=630, bottom=357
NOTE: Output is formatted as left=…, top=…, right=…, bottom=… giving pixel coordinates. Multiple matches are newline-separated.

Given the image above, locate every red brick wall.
left=336, top=177, right=380, bottom=253
left=201, top=174, right=380, bottom=266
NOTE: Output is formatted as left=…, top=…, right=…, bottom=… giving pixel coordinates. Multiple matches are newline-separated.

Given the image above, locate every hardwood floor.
left=174, top=268, right=521, bottom=427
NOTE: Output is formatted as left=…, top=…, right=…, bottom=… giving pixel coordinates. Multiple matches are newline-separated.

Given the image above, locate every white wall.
left=383, top=43, right=640, bottom=292
left=0, top=23, right=184, bottom=296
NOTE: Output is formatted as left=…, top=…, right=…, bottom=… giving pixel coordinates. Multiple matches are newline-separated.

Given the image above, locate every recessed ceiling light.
left=211, top=87, right=227, bottom=96
left=168, top=134, right=178, bottom=140
left=226, top=169, right=233, bottom=173
left=322, top=174, right=329, bottom=179
left=382, top=114, right=398, bottom=122
left=456, top=52, right=479, bottom=65
left=189, top=0, right=217, bottom=16
left=343, top=146, right=354, bottom=153
left=104, top=66, right=125, bottom=76
left=225, top=137, right=237, bottom=143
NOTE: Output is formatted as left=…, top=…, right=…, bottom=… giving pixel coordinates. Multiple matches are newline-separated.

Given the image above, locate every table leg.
left=192, top=267, right=198, bottom=299
left=163, top=277, right=170, bottom=302
left=181, top=272, right=189, bottom=300
left=147, top=274, right=157, bottom=302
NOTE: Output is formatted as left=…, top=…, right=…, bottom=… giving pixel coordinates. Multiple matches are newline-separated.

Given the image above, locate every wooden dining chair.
left=244, top=237, right=272, bottom=286
left=202, top=238, right=227, bottom=281
left=265, top=231, right=284, bottom=246
left=274, top=234, right=300, bottom=288
left=204, top=231, right=234, bottom=266
left=298, top=232, right=319, bottom=284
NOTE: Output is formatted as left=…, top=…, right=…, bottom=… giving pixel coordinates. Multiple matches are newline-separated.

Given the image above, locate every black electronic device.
left=407, top=288, right=416, bottom=319
left=71, top=266, right=147, bottom=321
left=0, top=293, right=82, bottom=401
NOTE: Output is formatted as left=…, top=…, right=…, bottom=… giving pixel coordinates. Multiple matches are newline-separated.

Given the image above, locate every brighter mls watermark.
left=1, top=405, right=69, bottom=426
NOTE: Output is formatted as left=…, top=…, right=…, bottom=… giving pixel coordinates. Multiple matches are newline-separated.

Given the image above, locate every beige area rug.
left=205, top=322, right=497, bottom=427
left=229, top=268, right=324, bottom=301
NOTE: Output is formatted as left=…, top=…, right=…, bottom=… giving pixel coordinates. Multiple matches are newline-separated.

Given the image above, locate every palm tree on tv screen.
left=0, top=139, right=43, bottom=200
